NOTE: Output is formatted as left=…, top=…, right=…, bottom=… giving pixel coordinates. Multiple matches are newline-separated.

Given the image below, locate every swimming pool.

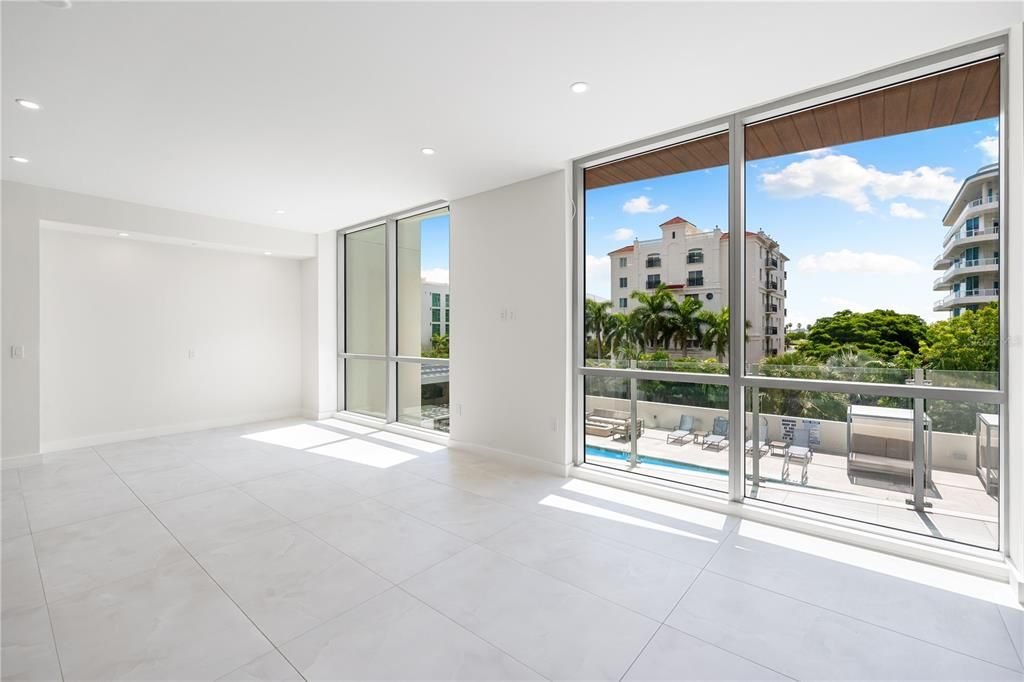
left=584, top=445, right=727, bottom=477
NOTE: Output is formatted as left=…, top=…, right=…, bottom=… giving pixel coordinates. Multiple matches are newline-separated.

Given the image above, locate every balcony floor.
left=585, top=428, right=999, bottom=549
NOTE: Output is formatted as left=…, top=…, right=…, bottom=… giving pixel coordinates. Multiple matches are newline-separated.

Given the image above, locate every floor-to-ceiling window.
left=339, top=205, right=450, bottom=433
left=575, top=39, right=1006, bottom=552
left=581, top=129, right=733, bottom=495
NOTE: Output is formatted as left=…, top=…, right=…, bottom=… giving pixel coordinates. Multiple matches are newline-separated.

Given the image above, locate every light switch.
left=10, top=345, right=24, bottom=360
left=186, top=349, right=196, bottom=360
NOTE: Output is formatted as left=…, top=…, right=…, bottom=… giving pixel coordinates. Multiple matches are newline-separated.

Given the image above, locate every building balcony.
left=933, top=288, right=999, bottom=312
left=937, top=226, right=999, bottom=263
left=766, top=280, right=779, bottom=290
left=932, top=257, right=999, bottom=290
left=686, top=277, right=704, bottom=287
left=765, top=256, right=779, bottom=269
left=767, top=303, right=779, bottom=313
left=645, top=280, right=662, bottom=289
left=943, top=194, right=999, bottom=242
left=766, top=326, right=779, bottom=335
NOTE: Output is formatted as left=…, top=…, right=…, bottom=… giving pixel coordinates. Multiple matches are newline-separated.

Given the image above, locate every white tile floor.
left=1, top=417, right=1022, bottom=681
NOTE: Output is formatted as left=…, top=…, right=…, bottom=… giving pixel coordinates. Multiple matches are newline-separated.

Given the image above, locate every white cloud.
left=421, top=268, right=449, bottom=284
left=889, top=202, right=925, bottom=220
left=975, top=135, right=998, bottom=163
left=798, top=249, right=924, bottom=275
left=609, top=228, right=636, bottom=241
left=585, top=254, right=610, bottom=284
left=622, top=196, right=668, bottom=214
left=760, top=153, right=958, bottom=212
left=820, top=296, right=868, bottom=312
left=802, top=147, right=834, bottom=157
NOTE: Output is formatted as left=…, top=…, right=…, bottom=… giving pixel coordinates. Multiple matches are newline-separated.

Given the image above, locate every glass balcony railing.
left=934, top=287, right=998, bottom=307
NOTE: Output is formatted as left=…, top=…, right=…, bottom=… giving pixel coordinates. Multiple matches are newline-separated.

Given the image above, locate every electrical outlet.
left=10, top=345, right=25, bottom=360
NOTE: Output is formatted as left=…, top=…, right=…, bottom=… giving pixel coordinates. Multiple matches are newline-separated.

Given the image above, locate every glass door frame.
left=572, top=34, right=1009, bottom=557
left=337, top=201, right=451, bottom=430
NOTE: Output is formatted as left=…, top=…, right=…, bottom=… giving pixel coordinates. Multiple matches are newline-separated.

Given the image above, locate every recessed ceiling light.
left=274, top=209, right=286, bottom=215
left=264, top=251, right=273, bottom=256
left=421, top=147, right=436, bottom=156
left=9, top=156, right=29, bottom=163
left=118, top=232, right=130, bottom=237
left=570, top=82, right=589, bottom=94
left=15, top=99, right=41, bottom=110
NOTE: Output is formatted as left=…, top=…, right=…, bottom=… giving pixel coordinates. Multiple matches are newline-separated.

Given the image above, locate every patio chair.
left=783, top=426, right=814, bottom=484
left=702, top=416, right=729, bottom=451
left=666, top=414, right=695, bottom=445
left=745, top=416, right=769, bottom=458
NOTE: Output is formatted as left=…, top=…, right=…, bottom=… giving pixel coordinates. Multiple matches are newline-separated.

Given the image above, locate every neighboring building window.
left=965, top=216, right=980, bottom=236
left=618, top=257, right=628, bottom=267
left=445, top=294, right=449, bottom=307
left=445, top=309, right=450, bottom=322
left=619, top=277, right=628, bottom=288
left=618, top=297, right=628, bottom=308
left=646, top=253, right=661, bottom=268
left=687, top=249, right=704, bottom=264
left=687, top=270, right=704, bottom=286
left=431, top=292, right=441, bottom=307
left=432, top=308, right=441, bottom=322
left=672, top=231, right=676, bottom=239
left=431, top=324, right=441, bottom=336
left=646, top=274, right=661, bottom=288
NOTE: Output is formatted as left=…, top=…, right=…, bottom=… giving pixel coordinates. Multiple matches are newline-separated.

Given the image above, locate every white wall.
left=448, top=171, right=572, bottom=475
left=38, top=228, right=303, bottom=450
left=1, top=181, right=316, bottom=457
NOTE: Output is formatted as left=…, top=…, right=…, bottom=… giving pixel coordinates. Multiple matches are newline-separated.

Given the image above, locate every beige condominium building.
left=933, top=163, right=999, bottom=317
left=608, top=216, right=787, bottom=364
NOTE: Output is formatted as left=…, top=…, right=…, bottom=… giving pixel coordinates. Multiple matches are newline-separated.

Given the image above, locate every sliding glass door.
left=575, top=39, right=1007, bottom=552
left=339, top=206, right=450, bottom=433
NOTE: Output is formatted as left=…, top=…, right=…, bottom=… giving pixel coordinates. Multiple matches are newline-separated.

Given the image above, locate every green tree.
left=696, top=307, right=749, bottom=362
left=424, top=333, right=449, bottom=358
left=604, top=312, right=641, bottom=360
left=630, top=284, right=674, bottom=350
left=917, top=304, right=999, bottom=373
left=663, top=296, right=704, bottom=354
left=583, top=298, right=613, bottom=359
left=803, top=309, right=928, bottom=362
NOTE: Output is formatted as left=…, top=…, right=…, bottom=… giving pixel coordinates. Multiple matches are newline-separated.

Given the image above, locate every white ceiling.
left=3, top=1, right=1021, bottom=234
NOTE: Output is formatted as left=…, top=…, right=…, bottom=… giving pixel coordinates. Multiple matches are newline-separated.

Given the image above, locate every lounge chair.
left=783, top=427, right=814, bottom=484
left=745, top=416, right=769, bottom=458
left=666, top=415, right=695, bottom=445
left=702, top=416, right=729, bottom=451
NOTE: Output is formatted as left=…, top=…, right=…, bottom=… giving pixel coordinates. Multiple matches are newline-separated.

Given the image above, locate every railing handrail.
left=933, top=257, right=1000, bottom=285
left=942, top=224, right=1000, bottom=248
left=935, top=287, right=999, bottom=306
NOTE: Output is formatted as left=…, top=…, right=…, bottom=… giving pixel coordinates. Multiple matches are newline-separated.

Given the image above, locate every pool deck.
left=585, top=427, right=999, bottom=549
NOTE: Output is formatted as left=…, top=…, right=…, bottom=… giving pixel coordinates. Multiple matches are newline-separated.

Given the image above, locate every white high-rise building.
left=420, top=281, right=450, bottom=350
left=933, top=163, right=1000, bottom=317
left=608, top=216, right=787, bottom=363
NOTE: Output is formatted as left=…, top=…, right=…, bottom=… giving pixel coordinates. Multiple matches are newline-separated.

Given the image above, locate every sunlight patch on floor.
left=309, top=439, right=418, bottom=468
left=242, top=424, right=349, bottom=450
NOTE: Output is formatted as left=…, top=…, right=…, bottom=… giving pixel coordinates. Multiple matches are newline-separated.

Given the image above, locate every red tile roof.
left=659, top=216, right=690, bottom=227
left=720, top=231, right=760, bottom=240
left=608, top=245, right=635, bottom=254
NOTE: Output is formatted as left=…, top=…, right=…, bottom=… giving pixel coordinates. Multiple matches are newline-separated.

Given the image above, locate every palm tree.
left=663, top=296, right=703, bottom=354
left=606, top=312, right=644, bottom=361
left=697, top=307, right=750, bottom=362
left=629, top=284, right=674, bottom=350
left=583, top=298, right=612, bottom=359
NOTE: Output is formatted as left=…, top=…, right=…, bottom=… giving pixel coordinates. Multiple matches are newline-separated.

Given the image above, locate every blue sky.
left=585, top=118, right=999, bottom=326
left=418, top=213, right=450, bottom=284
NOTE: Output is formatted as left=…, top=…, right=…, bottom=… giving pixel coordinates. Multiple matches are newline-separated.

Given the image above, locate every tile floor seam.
left=473, top=514, right=707, bottom=623
left=92, top=448, right=309, bottom=682
left=652, top=622, right=800, bottom=681
left=393, top=582, right=553, bottom=682
left=996, top=605, right=1024, bottom=667
left=23, top=528, right=67, bottom=682
left=618, top=559, right=707, bottom=682
left=697, top=565, right=1024, bottom=674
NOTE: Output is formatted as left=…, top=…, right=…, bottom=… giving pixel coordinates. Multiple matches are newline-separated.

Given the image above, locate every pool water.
left=584, top=445, right=727, bottom=477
